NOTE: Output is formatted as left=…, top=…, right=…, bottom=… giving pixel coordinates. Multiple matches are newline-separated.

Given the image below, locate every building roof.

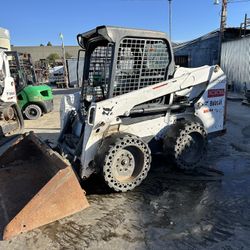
left=173, top=27, right=250, bottom=52
left=174, top=30, right=218, bottom=51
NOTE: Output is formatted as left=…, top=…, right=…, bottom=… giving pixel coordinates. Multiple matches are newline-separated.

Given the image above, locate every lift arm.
left=91, top=65, right=218, bottom=126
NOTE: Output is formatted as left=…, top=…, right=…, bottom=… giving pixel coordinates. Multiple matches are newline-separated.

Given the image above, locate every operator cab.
left=77, top=26, right=175, bottom=106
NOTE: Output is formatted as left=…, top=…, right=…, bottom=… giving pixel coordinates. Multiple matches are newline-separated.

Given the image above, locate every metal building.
left=174, top=28, right=249, bottom=68
left=11, top=45, right=80, bottom=62
left=221, top=36, right=250, bottom=92
left=174, top=31, right=219, bottom=67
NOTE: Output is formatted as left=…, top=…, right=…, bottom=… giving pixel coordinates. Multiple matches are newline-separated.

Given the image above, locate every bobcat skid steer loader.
left=0, top=25, right=226, bottom=240
left=59, top=26, right=227, bottom=192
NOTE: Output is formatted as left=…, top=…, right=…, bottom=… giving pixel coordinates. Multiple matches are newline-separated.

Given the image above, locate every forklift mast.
left=5, top=51, right=37, bottom=93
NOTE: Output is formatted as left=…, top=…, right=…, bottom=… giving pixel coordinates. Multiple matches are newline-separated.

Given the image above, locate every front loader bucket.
left=0, top=132, right=89, bottom=240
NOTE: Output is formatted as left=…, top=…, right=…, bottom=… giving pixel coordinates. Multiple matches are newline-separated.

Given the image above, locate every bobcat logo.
left=102, top=106, right=114, bottom=116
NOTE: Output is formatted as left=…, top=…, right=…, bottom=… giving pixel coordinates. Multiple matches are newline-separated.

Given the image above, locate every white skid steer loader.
left=59, top=26, right=227, bottom=192
left=0, top=26, right=226, bottom=240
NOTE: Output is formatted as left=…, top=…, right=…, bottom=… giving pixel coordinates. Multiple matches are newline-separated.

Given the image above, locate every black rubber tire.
left=99, top=134, right=151, bottom=192
left=24, top=104, right=42, bottom=120
left=163, top=121, right=207, bottom=170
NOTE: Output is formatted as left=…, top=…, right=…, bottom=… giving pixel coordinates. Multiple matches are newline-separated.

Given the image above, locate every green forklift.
left=6, top=51, right=53, bottom=120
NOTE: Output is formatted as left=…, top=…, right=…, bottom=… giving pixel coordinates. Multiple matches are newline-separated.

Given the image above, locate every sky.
left=0, top=0, right=249, bottom=46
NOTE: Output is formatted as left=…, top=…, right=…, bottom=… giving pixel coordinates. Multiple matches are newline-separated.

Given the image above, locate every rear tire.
left=100, top=134, right=151, bottom=192
left=24, top=104, right=42, bottom=120
left=163, top=121, right=207, bottom=170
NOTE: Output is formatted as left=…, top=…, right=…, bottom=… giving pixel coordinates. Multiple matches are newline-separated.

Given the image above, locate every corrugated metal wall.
left=221, top=36, right=250, bottom=92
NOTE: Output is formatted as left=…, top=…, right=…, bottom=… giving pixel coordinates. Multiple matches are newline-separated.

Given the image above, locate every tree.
left=40, top=44, right=44, bottom=46
left=47, top=41, right=52, bottom=46
left=47, top=53, right=60, bottom=64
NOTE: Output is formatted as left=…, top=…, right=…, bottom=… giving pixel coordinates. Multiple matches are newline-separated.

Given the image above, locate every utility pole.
left=59, top=32, right=69, bottom=88
left=218, top=0, right=227, bottom=65
left=168, top=0, right=172, bottom=41
left=220, top=0, right=227, bottom=39
left=243, top=13, right=247, bottom=37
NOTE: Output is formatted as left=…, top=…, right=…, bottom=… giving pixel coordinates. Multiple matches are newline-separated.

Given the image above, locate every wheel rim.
left=28, top=108, right=38, bottom=117
left=112, top=149, right=135, bottom=181
left=179, top=132, right=205, bottom=164
left=110, top=146, right=145, bottom=183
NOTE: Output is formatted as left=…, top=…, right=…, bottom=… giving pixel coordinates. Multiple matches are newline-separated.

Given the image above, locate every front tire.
left=24, top=104, right=42, bottom=120
left=163, top=121, right=207, bottom=170
left=100, top=134, right=151, bottom=192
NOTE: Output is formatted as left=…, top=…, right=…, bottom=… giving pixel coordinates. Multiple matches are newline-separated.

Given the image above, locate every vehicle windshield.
left=113, top=38, right=170, bottom=97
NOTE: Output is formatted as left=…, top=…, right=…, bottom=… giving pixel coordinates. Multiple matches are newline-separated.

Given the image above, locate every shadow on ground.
left=81, top=154, right=223, bottom=196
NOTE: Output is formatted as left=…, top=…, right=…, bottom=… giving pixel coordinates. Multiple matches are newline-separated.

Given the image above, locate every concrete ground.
left=23, top=88, right=79, bottom=143
left=1, top=90, right=250, bottom=249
